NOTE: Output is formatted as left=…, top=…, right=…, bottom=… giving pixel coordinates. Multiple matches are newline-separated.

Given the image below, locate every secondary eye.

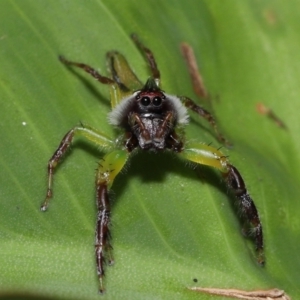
left=152, top=96, right=162, bottom=106
left=141, top=96, right=151, bottom=106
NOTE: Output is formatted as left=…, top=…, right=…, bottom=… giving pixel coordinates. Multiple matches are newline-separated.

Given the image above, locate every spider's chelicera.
left=41, top=34, right=264, bottom=293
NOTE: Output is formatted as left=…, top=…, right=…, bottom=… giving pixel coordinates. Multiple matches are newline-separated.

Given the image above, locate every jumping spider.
left=41, top=34, right=264, bottom=293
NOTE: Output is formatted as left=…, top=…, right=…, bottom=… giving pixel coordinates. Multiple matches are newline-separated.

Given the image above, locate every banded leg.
left=60, top=52, right=143, bottom=108
left=131, top=33, right=161, bottom=86
left=181, top=96, right=229, bottom=146
left=59, top=56, right=115, bottom=85
left=95, top=150, right=130, bottom=293
left=41, top=124, right=114, bottom=211
left=225, top=164, right=264, bottom=265
left=179, top=142, right=264, bottom=265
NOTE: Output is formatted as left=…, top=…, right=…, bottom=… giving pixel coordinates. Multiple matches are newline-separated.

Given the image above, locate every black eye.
left=141, top=96, right=151, bottom=106
left=153, top=96, right=162, bottom=106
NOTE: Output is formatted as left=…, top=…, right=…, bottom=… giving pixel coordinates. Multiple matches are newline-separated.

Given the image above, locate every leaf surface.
left=0, top=1, right=299, bottom=299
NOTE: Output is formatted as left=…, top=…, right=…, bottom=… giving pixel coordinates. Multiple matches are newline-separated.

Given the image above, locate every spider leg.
left=59, top=55, right=124, bottom=110
left=41, top=124, right=114, bottom=211
left=179, top=142, right=264, bottom=265
left=131, top=33, right=161, bottom=87
left=180, top=96, right=229, bottom=146
left=106, top=51, right=143, bottom=93
left=59, top=56, right=115, bottom=85
left=95, top=149, right=129, bottom=293
left=60, top=53, right=144, bottom=109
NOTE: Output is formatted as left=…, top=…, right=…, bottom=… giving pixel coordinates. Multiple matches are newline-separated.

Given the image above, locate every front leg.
left=179, top=142, right=264, bottom=265
left=41, top=124, right=114, bottom=211
left=95, top=182, right=111, bottom=294
left=95, top=150, right=130, bottom=293
left=223, top=165, right=264, bottom=265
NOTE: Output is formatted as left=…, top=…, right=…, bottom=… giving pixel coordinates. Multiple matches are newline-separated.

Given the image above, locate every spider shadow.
left=55, top=138, right=256, bottom=253
left=66, top=140, right=227, bottom=201
left=112, top=150, right=229, bottom=204
left=112, top=150, right=255, bottom=249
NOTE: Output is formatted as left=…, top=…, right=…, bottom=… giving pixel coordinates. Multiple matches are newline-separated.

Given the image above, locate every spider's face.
left=109, top=78, right=189, bottom=150
left=134, top=77, right=165, bottom=115
left=135, top=90, right=165, bottom=114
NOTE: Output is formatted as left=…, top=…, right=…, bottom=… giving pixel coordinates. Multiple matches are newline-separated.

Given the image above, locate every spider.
left=41, top=34, right=264, bottom=293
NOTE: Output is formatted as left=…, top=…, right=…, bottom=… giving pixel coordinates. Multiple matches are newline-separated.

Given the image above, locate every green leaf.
left=1, top=1, right=299, bottom=299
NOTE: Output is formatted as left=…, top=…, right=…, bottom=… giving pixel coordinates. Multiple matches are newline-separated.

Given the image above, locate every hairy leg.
left=41, top=124, right=114, bottom=211
left=94, top=150, right=130, bottom=293
left=181, top=96, right=229, bottom=146
left=179, top=142, right=264, bottom=265
left=131, top=33, right=161, bottom=86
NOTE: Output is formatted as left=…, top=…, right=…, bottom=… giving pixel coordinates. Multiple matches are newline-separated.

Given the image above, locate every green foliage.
left=1, top=1, right=299, bottom=299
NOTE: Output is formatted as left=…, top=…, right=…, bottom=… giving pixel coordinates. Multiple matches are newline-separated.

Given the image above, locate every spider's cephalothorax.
left=109, top=77, right=188, bottom=152
left=41, top=34, right=264, bottom=294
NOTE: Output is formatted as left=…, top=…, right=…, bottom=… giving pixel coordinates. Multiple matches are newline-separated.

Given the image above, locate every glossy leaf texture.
left=0, top=1, right=299, bottom=299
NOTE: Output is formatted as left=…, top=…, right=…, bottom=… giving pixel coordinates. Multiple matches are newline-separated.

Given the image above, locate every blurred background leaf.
left=0, top=1, right=299, bottom=299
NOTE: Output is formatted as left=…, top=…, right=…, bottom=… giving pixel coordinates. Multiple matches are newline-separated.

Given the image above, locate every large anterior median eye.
left=141, top=96, right=151, bottom=106
left=153, top=96, right=162, bottom=106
